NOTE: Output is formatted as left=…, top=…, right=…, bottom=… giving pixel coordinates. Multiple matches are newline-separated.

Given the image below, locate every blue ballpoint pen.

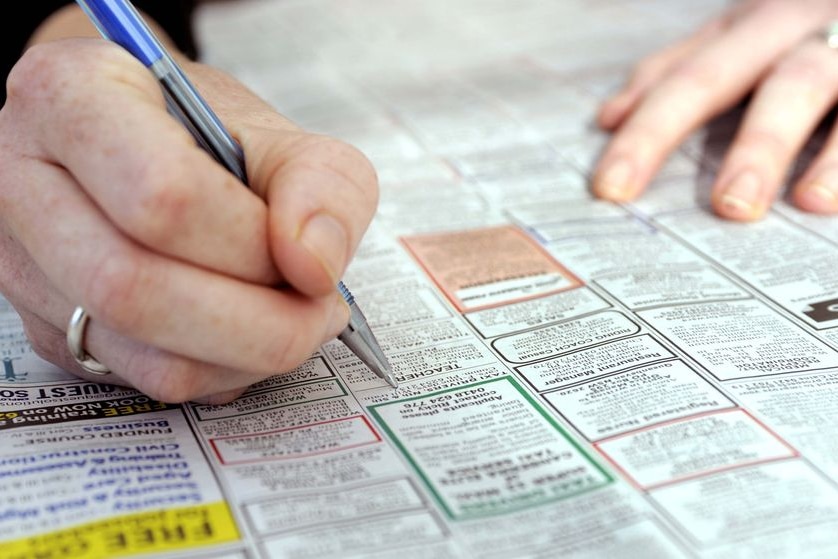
left=76, top=0, right=397, bottom=389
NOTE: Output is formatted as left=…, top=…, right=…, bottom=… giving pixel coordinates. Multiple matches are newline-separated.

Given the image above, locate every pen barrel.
left=154, top=59, right=248, bottom=183
left=76, top=0, right=164, bottom=66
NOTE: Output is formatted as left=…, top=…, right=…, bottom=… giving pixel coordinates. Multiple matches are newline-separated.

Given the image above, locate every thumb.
left=243, top=130, right=379, bottom=296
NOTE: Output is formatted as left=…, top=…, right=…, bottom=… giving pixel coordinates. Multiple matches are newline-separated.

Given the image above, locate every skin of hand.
left=0, top=9, right=378, bottom=404
left=594, top=0, right=838, bottom=220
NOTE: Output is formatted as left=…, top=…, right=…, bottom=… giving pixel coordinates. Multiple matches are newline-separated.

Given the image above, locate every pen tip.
left=385, top=374, right=398, bottom=389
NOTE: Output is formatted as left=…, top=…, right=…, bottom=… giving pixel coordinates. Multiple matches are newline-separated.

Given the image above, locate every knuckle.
left=300, top=136, right=379, bottom=192
left=6, top=41, right=156, bottom=132
left=82, top=251, right=144, bottom=331
left=127, top=156, right=196, bottom=243
left=7, top=42, right=118, bottom=103
left=769, top=52, right=836, bottom=107
left=612, top=121, right=662, bottom=158
left=735, top=128, right=790, bottom=158
left=772, top=52, right=821, bottom=83
left=668, top=59, right=719, bottom=93
left=729, top=128, right=790, bottom=176
left=633, top=54, right=667, bottom=84
left=5, top=44, right=66, bottom=104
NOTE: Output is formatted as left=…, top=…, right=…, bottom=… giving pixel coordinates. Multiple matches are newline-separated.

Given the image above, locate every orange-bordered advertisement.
left=401, top=225, right=581, bottom=312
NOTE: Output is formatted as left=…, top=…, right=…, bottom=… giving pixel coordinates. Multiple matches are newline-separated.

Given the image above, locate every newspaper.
left=3, top=0, right=838, bottom=557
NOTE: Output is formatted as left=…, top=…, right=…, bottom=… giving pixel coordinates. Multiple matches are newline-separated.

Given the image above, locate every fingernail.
left=596, top=158, right=634, bottom=200
left=797, top=166, right=838, bottom=211
left=299, top=213, right=348, bottom=283
left=719, top=170, right=763, bottom=218
left=799, top=181, right=838, bottom=209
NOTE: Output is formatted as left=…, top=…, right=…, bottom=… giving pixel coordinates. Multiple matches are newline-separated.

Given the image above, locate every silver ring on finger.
left=66, top=306, right=111, bottom=375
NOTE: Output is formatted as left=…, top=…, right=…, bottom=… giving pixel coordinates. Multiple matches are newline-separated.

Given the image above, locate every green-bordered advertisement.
left=368, top=376, right=613, bottom=520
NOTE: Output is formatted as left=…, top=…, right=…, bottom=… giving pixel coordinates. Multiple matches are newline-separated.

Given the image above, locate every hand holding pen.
left=0, top=1, right=389, bottom=403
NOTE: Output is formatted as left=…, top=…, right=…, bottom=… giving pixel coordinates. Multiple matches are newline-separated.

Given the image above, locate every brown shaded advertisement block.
left=402, top=225, right=581, bottom=312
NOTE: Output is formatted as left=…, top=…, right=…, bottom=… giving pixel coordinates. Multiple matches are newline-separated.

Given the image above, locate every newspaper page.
left=3, top=0, right=838, bottom=557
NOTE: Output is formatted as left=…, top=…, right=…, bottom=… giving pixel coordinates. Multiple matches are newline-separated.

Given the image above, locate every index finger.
left=242, top=130, right=380, bottom=298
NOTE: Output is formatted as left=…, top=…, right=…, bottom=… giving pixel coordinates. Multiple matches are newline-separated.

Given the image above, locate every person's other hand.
left=594, top=0, right=838, bottom=220
left=0, top=39, right=378, bottom=403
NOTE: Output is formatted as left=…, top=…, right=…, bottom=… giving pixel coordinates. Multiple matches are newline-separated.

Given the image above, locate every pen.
left=76, top=0, right=398, bottom=389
